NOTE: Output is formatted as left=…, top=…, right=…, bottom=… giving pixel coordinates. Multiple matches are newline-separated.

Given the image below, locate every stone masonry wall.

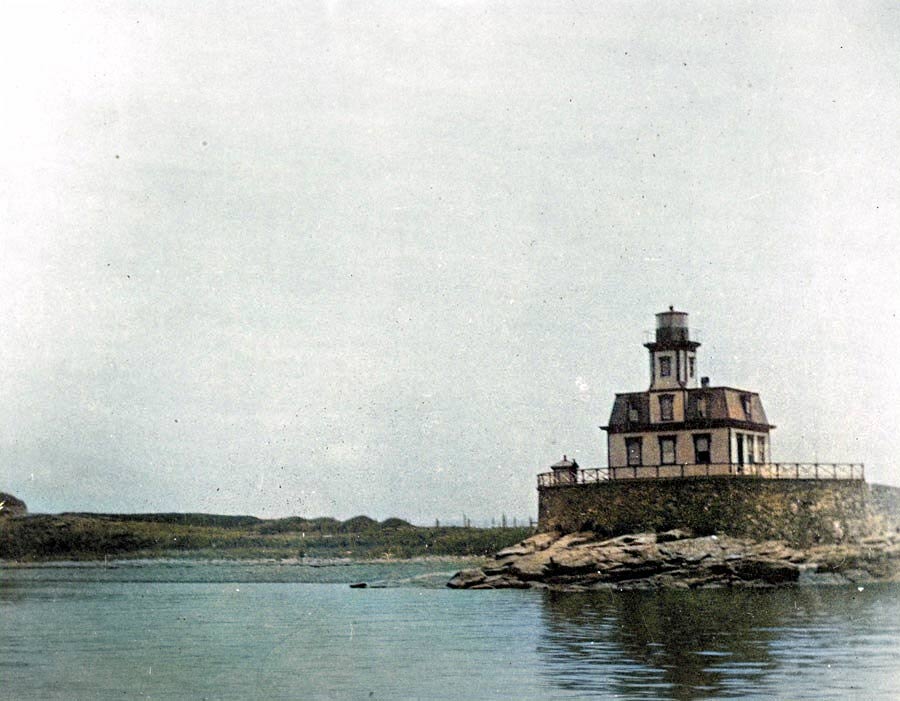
left=538, top=478, right=877, bottom=547
left=867, top=483, right=900, bottom=535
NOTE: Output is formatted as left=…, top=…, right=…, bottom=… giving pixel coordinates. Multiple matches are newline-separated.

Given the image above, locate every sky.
left=1, top=1, right=899, bottom=523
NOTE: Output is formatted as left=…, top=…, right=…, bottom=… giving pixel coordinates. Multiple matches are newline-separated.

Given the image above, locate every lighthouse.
left=601, top=309, right=776, bottom=477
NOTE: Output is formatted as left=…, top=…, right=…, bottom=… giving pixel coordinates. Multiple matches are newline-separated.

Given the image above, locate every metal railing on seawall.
left=537, top=462, right=865, bottom=487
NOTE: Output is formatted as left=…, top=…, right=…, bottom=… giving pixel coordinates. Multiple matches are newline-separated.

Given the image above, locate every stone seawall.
left=537, top=478, right=888, bottom=547
left=868, top=484, right=900, bottom=534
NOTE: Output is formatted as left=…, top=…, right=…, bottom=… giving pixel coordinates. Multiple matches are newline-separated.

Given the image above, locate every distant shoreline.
left=1, top=553, right=490, bottom=567
left=0, top=512, right=532, bottom=563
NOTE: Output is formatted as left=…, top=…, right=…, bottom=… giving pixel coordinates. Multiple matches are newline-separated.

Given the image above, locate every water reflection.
left=537, top=586, right=888, bottom=700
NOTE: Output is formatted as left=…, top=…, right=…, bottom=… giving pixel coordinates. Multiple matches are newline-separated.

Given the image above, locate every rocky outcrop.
left=0, top=492, right=27, bottom=518
left=447, top=529, right=900, bottom=590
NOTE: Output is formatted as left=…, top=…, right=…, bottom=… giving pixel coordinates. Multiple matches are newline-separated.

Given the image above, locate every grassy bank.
left=0, top=513, right=534, bottom=562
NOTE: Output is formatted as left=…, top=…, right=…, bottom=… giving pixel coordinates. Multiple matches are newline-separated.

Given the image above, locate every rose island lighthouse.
left=537, top=307, right=866, bottom=541
left=601, top=307, right=775, bottom=478
left=542, top=307, right=865, bottom=486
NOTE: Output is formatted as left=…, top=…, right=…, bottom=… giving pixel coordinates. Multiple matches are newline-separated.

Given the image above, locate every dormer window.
left=659, top=394, right=674, bottom=421
left=697, top=396, right=707, bottom=418
left=741, top=394, right=752, bottom=419
left=659, top=356, right=671, bottom=377
left=627, top=401, right=639, bottom=423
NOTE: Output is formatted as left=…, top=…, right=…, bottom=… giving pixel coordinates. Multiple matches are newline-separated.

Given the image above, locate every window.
left=627, top=400, right=639, bottom=423
left=659, top=394, right=674, bottom=421
left=697, top=396, right=708, bottom=418
left=693, top=434, right=711, bottom=464
left=746, top=434, right=755, bottom=463
left=659, top=356, right=671, bottom=377
left=626, top=437, right=643, bottom=466
left=758, top=436, right=766, bottom=463
left=659, top=436, right=676, bottom=465
left=689, top=356, right=695, bottom=378
left=741, top=394, right=752, bottom=419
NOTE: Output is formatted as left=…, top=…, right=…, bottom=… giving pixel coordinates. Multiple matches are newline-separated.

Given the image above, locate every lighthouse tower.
left=644, top=306, right=701, bottom=390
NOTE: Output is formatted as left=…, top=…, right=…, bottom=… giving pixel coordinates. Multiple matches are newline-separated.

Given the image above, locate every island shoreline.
left=448, top=528, right=900, bottom=591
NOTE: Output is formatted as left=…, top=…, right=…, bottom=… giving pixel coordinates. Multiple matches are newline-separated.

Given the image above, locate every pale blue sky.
left=1, top=1, right=899, bottom=522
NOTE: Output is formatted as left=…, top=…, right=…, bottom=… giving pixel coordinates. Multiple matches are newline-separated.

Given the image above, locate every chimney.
left=701, top=376, right=710, bottom=388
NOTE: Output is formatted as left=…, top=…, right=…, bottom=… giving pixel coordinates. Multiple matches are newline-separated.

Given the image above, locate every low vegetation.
left=0, top=512, right=533, bottom=562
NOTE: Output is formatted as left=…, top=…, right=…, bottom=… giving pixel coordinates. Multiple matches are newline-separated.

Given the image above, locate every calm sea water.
left=2, top=560, right=898, bottom=700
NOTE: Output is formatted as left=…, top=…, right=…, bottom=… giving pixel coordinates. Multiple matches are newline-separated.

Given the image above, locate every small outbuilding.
left=549, top=455, right=579, bottom=484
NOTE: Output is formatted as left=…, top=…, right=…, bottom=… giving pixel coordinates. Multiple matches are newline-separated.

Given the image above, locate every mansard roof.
left=603, top=386, right=774, bottom=433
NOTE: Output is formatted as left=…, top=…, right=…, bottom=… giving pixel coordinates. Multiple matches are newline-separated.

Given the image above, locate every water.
left=2, top=560, right=899, bottom=700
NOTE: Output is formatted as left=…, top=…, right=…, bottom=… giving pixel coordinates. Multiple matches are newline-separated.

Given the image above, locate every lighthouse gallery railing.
left=537, top=462, right=865, bottom=487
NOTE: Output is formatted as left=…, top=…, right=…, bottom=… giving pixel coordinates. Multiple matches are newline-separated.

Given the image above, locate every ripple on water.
left=1, top=565, right=898, bottom=700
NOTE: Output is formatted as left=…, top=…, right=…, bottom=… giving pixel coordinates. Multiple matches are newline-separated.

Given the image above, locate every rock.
left=805, top=545, right=858, bottom=573
left=482, top=563, right=513, bottom=576
left=546, top=549, right=600, bottom=574
left=679, top=575, right=723, bottom=589
left=596, top=533, right=657, bottom=548
left=494, top=532, right=561, bottom=560
left=658, top=537, right=721, bottom=564
left=750, top=540, right=806, bottom=563
left=446, top=569, right=486, bottom=589
left=728, top=558, right=799, bottom=584
left=657, top=529, right=692, bottom=543
left=448, top=529, right=900, bottom=590
left=507, top=553, right=552, bottom=580
left=541, top=532, right=595, bottom=553
left=469, top=575, right=532, bottom=590
left=482, top=575, right=531, bottom=590
left=526, top=531, right=561, bottom=548
left=493, top=545, right=533, bottom=559
left=839, top=568, right=877, bottom=583
left=798, top=569, right=851, bottom=586
left=349, top=582, right=367, bottom=589
left=601, top=559, right=673, bottom=583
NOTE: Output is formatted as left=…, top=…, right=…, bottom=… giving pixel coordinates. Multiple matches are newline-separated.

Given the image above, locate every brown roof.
left=550, top=456, right=579, bottom=469
left=604, top=387, right=773, bottom=432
